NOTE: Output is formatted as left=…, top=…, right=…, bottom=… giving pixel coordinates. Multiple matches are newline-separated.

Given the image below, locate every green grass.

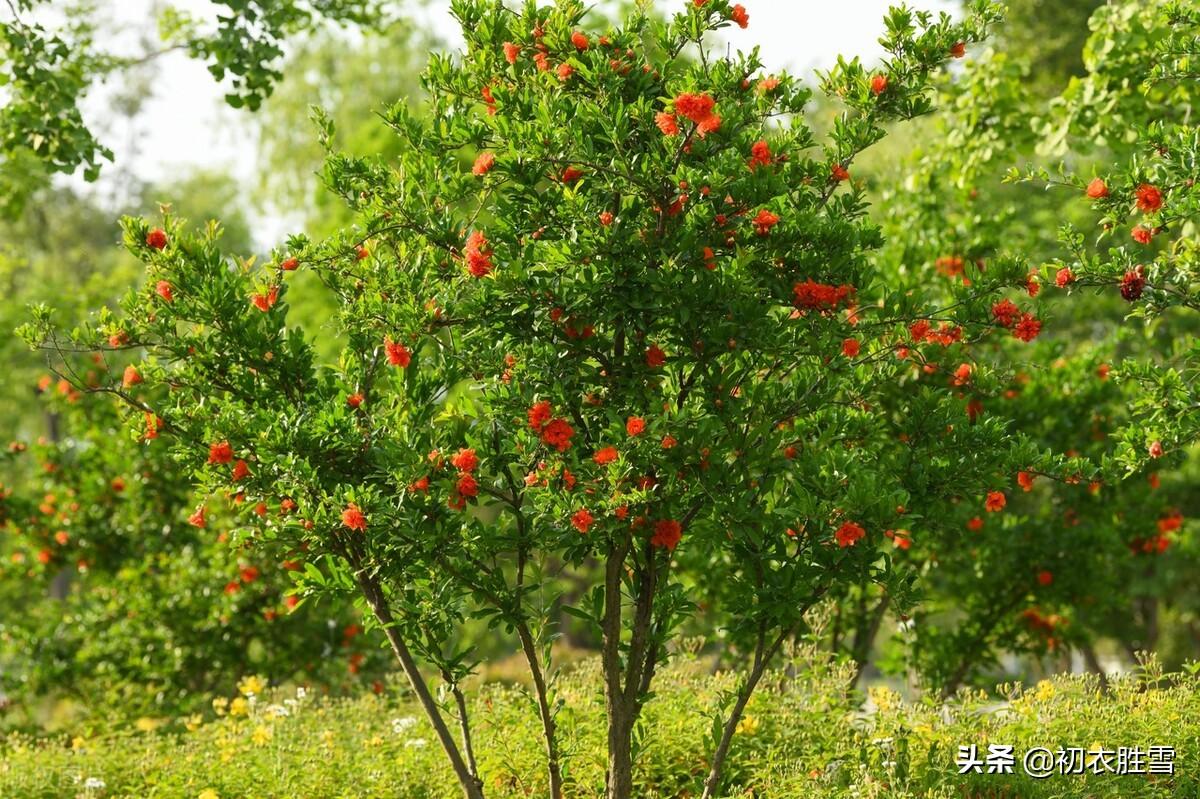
left=2, top=653, right=1198, bottom=798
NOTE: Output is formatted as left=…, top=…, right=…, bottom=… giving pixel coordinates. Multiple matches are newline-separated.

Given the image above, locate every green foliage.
left=0, top=0, right=387, bottom=209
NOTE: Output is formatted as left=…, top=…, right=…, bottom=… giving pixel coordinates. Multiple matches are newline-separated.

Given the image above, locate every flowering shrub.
left=828, top=0, right=1200, bottom=695
left=31, top=0, right=1160, bottom=796
left=0, top=384, right=389, bottom=725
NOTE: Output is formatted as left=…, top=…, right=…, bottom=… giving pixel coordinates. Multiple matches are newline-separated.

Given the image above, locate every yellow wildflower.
left=229, top=697, right=249, bottom=718
left=868, top=686, right=900, bottom=712
left=198, top=791, right=220, bottom=799
left=1035, top=680, right=1055, bottom=702
left=251, top=725, right=273, bottom=746
left=134, top=717, right=163, bottom=732
left=212, top=697, right=228, bottom=716
left=736, top=715, right=760, bottom=735
left=237, top=675, right=267, bottom=697
left=184, top=714, right=203, bottom=732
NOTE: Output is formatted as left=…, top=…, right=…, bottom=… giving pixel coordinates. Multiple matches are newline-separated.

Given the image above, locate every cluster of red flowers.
left=748, top=139, right=773, bottom=171
left=449, top=447, right=480, bottom=510
left=990, top=300, right=1041, bottom=342
left=528, top=400, right=575, bottom=452
left=985, top=491, right=1006, bottom=512
left=673, top=92, right=721, bottom=137
left=792, top=280, right=855, bottom=312
left=464, top=231, right=494, bottom=278
left=907, top=319, right=963, bottom=347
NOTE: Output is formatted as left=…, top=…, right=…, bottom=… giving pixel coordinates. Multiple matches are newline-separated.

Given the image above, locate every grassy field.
left=2, top=653, right=1197, bottom=798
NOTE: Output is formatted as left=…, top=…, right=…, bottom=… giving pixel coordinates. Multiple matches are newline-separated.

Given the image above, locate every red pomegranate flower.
left=571, top=509, right=595, bottom=533
left=208, top=441, right=234, bottom=465
left=146, top=228, right=168, bottom=250
left=472, top=152, right=495, bottom=176
left=464, top=230, right=495, bottom=278
left=752, top=209, right=780, bottom=236
left=1120, top=268, right=1145, bottom=302
left=342, top=503, right=367, bottom=531
left=651, top=519, right=683, bottom=550
left=835, top=521, right=866, bottom=548
left=593, top=447, right=619, bottom=465
left=655, top=111, right=680, bottom=136
left=451, top=448, right=479, bottom=473
left=1135, top=183, right=1163, bottom=213
left=385, top=338, right=412, bottom=367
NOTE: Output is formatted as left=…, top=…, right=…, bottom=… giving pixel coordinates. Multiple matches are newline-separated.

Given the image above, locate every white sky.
left=74, top=0, right=954, bottom=238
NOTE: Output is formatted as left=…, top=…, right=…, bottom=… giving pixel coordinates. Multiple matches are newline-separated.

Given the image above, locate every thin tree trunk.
left=516, top=622, right=565, bottom=799
left=700, top=621, right=793, bottom=799
left=701, top=583, right=833, bottom=799
left=1079, top=642, right=1110, bottom=693
left=357, top=574, right=485, bottom=799
left=849, top=593, right=890, bottom=689
left=449, top=683, right=481, bottom=785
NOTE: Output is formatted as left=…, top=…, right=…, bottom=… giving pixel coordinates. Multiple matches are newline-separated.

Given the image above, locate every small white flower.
left=83, top=777, right=106, bottom=791
left=405, top=737, right=428, bottom=748
left=296, top=686, right=308, bottom=700
left=265, top=704, right=290, bottom=718
left=392, top=716, right=418, bottom=735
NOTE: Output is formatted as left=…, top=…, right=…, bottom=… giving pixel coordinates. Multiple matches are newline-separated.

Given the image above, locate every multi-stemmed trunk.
left=600, top=536, right=661, bottom=799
